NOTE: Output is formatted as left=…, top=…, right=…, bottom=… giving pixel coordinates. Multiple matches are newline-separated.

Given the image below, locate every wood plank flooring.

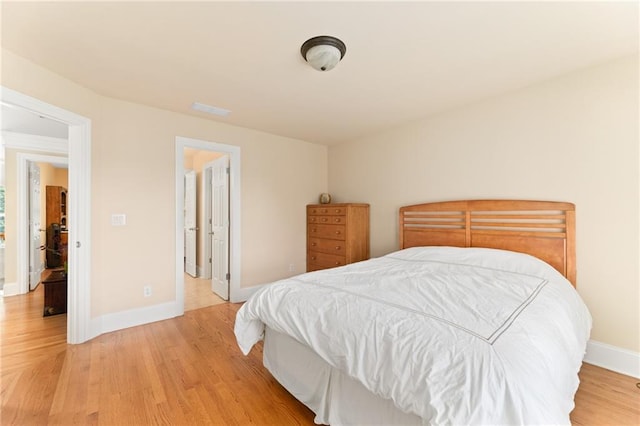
left=1, top=285, right=315, bottom=425
left=1, top=287, right=639, bottom=425
left=184, top=274, right=226, bottom=312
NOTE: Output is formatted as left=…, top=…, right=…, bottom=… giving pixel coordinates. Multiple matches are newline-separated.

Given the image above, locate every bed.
left=235, top=200, right=591, bottom=425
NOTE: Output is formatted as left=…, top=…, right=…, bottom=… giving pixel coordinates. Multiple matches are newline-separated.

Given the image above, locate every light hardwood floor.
left=1, top=286, right=639, bottom=425
left=184, top=273, right=226, bottom=312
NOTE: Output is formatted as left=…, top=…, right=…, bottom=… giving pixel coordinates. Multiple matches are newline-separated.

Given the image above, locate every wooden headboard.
left=399, top=200, right=576, bottom=286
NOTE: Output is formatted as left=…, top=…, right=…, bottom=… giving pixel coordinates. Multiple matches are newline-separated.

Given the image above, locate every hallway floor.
left=184, top=273, right=226, bottom=311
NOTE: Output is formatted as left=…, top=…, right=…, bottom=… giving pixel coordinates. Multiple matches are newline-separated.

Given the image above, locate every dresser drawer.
left=308, top=215, right=346, bottom=225
left=307, top=251, right=346, bottom=269
left=307, top=206, right=347, bottom=216
left=308, top=238, right=346, bottom=256
left=307, top=224, right=346, bottom=240
left=306, top=263, right=325, bottom=272
left=306, top=203, right=370, bottom=273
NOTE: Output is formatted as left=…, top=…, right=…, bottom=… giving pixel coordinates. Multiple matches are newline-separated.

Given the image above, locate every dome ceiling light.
left=300, top=35, right=347, bottom=72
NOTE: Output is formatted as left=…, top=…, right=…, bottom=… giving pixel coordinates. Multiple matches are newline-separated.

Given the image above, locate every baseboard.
left=85, top=285, right=259, bottom=340
left=196, top=265, right=205, bottom=278
left=584, top=339, right=640, bottom=379
left=91, top=301, right=178, bottom=337
left=231, top=284, right=263, bottom=303
left=2, top=282, right=21, bottom=297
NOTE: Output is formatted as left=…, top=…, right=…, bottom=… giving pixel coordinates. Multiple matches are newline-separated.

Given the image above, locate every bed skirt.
left=263, top=326, right=422, bottom=425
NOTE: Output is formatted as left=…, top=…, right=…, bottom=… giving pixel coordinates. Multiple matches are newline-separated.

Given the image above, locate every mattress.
left=235, top=246, right=592, bottom=424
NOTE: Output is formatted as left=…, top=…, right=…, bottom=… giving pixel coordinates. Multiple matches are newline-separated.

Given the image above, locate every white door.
left=184, top=170, right=197, bottom=277
left=28, top=162, right=43, bottom=290
left=211, top=156, right=230, bottom=300
left=202, top=166, right=213, bottom=280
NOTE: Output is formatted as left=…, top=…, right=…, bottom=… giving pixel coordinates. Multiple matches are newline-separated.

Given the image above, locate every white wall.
left=328, top=55, right=639, bottom=354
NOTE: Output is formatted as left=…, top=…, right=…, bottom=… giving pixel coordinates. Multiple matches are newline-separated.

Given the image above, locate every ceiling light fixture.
left=300, top=35, right=346, bottom=72
left=191, top=102, right=231, bottom=117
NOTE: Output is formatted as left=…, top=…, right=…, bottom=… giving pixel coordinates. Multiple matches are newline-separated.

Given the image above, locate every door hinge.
left=226, top=272, right=230, bottom=281
left=209, top=257, right=212, bottom=263
left=226, top=167, right=230, bottom=175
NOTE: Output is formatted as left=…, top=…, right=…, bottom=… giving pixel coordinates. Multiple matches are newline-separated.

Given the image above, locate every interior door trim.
left=2, top=85, right=92, bottom=344
left=175, top=136, right=241, bottom=314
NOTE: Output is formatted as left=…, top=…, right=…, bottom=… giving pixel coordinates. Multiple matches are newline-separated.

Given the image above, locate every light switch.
left=111, top=214, right=126, bottom=226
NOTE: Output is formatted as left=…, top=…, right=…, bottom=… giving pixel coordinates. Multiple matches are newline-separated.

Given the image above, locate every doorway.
left=2, top=137, right=69, bottom=297
left=183, top=155, right=229, bottom=312
left=28, top=158, right=69, bottom=291
left=1, top=86, right=92, bottom=344
left=175, top=137, right=241, bottom=315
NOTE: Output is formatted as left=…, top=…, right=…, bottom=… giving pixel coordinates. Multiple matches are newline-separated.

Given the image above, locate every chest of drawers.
left=307, top=203, right=370, bottom=272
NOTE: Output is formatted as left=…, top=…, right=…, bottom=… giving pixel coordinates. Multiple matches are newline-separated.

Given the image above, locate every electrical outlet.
left=289, top=263, right=296, bottom=273
left=143, top=286, right=152, bottom=297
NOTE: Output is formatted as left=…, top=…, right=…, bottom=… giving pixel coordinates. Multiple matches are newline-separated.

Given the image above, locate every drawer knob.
left=335, top=246, right=341, bottom=250
left=311, top=256, right=316, bottom=260
left=335, top=231, right=341, bottom=235
left=335, top=218, right=341, bottom=222
left=322, top=218, right=328, bottom=222
left=335, top=261, right=340, bottom=265
left=311, top=242, right=317, bottom=246
left=335, top=209, right=340, bottom=213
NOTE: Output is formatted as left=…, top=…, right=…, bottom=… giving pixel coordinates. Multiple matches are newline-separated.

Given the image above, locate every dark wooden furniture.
left=46, top=185, right=67, bottom=230
left=46, top=224, right=66, bottom=268
left=42, top=270, right=67, bottom=316
left=45, top=186, right=68, bottom=268
left=307, top=203, right=370, bottom=272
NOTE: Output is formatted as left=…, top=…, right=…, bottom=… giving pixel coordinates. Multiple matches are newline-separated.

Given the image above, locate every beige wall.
left=2, top=48, right=328, bottom=317
left=328, top=55, right=639, bottom=353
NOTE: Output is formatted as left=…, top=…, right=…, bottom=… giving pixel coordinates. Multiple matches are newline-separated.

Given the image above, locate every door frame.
left=175, top=136, right=241, bottom=312
left=1, top=86, right=92, bottom=344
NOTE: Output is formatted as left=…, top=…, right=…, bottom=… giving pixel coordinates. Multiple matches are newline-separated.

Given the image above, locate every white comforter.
left=235, top=247, right=592, bottom=425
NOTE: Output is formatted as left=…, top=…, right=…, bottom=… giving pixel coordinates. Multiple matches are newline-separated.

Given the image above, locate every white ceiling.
left=1, top=1, right=637, bottom=146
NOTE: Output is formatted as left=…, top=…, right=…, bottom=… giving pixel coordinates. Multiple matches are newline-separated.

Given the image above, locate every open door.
left=184, top=170, right=197, bottom=277
left=211, top=156, right=229, bottom=300
left=28, top=162, right=43, bottom=290
left=202, top=166, right=213, bottom=280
